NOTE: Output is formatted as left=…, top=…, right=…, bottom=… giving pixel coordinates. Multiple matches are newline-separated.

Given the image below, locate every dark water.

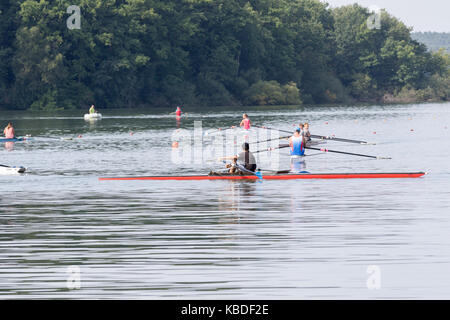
left=0, top=103, right=449, bottom=299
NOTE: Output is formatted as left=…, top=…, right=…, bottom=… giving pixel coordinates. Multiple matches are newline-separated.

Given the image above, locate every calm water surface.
left=0, top=103, right=449, bottom=299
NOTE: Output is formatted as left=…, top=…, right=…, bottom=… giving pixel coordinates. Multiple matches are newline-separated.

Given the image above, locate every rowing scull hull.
left=0, top=137, right=25, bottom=142
left=0, top=166, right=26, bottom=174
left=84, top=113, right=102, bottom=121
left=99, top=172, right=426, bottom=181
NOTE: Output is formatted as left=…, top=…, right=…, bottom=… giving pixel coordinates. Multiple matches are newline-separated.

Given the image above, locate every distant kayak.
left=0, top=164, right=26, bottom=174
left=84, top=113, right=102, bottom=121
left=0, top=137, right=25, bottom=142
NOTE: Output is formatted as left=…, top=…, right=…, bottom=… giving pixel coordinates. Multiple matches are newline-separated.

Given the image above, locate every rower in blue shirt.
left=289, top=129, right=305, bottom=157
left=289, top=129, right=307, bottom=173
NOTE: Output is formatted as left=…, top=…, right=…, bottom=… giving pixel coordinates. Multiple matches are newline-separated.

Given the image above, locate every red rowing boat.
left=99, top=172, right=426, bottom=181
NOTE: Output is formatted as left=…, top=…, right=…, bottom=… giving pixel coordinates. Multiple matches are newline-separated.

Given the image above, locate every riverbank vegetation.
left=1, top=0, right=449, bottom=110
left=412, top=32, right=450, bottom=53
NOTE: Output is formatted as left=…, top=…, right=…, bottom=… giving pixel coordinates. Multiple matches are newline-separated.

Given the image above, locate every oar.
left=249, top=135, right=291, bottom=145
left=309, top=134, right=373, bottom=145
left=204, top=127, right=236, bottom=136
left=253, top=144, right=291, bottom=154
left=42, top=136, right=73, bottom=141
left=306, top=147, right=391, bottom=160
left=275, top=143, right=389, bottom=159
left=253, top=125, right=372, bottom=145
left=26, top=135, right=73, bottom=141
left=257, top=168, right=293, bottom=174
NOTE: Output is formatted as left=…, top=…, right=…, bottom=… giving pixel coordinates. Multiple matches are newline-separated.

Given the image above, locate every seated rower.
left=239, top=113, right=252, bottom=130
left=169, top=106, right=183, bottom=116
left=176, top=106, right=182, bottom=117
left=303, top=122, right=312, bottom=144
left=289, top=129, right=305, bottom=158
left=219, top=142, right=257, bottom=173
left=3, top=122, right=15, bottom=139
left=89, top=104, right=96, bottom=114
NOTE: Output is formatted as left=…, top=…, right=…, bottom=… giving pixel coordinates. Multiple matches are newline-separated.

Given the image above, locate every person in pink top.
left=3, top=122, right=15, bottom=139
left=175, top=106, right=182, bottom=117
left=239, top=114, right=252, bottom=130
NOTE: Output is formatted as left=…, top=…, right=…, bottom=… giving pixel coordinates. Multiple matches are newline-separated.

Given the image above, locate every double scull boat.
left=99, top=172, right=426, bottom=181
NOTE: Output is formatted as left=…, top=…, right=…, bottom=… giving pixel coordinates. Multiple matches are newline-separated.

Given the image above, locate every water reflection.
left=290, top=156, right=307, bottom=173
left=86, top=119, right=100, bottom=130
left=4, top=142, right=14, bottom=151
left=0, top=103, right=449, bottom=299
left=217, top=181, right=257, bottom=214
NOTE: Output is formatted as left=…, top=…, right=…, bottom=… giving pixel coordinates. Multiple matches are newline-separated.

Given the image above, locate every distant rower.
left=175, top=106, right=182, bottom=117
left=219, top=142, right=257, bottom=173
left=240, top=114, right=252, bottom=130
left=3, top=122, right=15, bottom=139
left=303, top=122, right=312, bottom=143
left=89, top=105, right=96, bottom=114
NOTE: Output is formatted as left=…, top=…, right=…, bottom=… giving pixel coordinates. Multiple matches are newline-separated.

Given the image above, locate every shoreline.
left=1, top=99, right=449, bottom=113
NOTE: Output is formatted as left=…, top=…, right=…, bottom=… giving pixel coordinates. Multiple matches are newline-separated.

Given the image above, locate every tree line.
left=0, top=0, right=449, bottom=110
left=412, top=32, right=450, bottom=53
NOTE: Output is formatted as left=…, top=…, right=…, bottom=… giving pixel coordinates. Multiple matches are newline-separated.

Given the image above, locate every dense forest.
left=0, top=0, right=449, bottom=110
left=412, top=32, right=450, bottom=53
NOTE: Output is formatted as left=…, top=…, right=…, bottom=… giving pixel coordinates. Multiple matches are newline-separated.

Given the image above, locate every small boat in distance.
left=0, top=137, right=25, bottom=142
left=84, top=113, right=102, bottom=121
left=0, top=164, right=26, bottom=174
left=99, top=171, right=426, bottom=181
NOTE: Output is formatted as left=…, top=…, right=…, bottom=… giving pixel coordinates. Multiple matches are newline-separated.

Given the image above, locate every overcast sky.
left=321, top=0, right=450, bottom=32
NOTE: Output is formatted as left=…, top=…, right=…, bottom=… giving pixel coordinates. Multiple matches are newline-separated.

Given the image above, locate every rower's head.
left=294, top=129, right=301, bottom=136
left=6, top=122, right=12, bottom=128
left=304, top=123, right=309, bottom=130
left=299, top=123, right=304, bottom=129
left=243, top=113, right=248, bottom=119
left=242, top=142, right=250, bottom=151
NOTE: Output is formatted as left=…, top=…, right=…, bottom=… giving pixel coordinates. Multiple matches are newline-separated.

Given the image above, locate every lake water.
left=0, top=103, right=449, bottom=299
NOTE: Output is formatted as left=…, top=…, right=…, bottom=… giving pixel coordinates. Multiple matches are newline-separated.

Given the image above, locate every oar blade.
left=306, top=146, right=389, bottom=160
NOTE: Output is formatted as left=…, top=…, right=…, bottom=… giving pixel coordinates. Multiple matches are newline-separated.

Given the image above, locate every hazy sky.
left=321, top=0, right=450, bottom=32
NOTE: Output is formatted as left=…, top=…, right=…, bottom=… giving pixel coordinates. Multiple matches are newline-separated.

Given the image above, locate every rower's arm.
left=218, top=155, right=238, bottom=161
